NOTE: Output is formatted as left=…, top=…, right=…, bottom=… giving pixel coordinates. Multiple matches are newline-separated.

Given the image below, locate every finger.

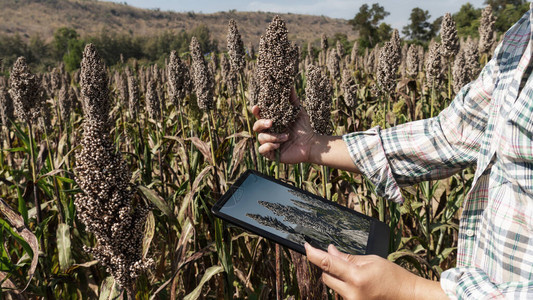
left=258, top=133, right=288, bottom=144
left=258, top=142, right=280, bottom=156
left=305, top=243, right=351, bottom=281
left=253, top=119, right=272, bottom=133
left=252, top=105, right=261, bottom=119
left=321, top=272, right=351, bottom=298
left=290, top=87, right=300, bottom=106
left=328, top=244, right=353, bottom=262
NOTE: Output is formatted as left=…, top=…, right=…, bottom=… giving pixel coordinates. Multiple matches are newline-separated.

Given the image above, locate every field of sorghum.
left=0, top=6, right=497, bottom=300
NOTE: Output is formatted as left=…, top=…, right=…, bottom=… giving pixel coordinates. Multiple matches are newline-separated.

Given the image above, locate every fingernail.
left=304, top=242, right=309, bottom=250
left=281, top=133, right=288, bottom=140
left=264, top=120, right=271, bottom=126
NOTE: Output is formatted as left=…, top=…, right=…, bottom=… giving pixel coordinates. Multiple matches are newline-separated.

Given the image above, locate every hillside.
left=0, top=0, right=357, bottom=47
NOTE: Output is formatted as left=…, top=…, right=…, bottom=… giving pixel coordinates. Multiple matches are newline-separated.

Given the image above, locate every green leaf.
left=183, top=265, right=224, bottom=300
left=138, top=185, right=173, bottom=217
left=57, top=223, right=73, bottom=272
left=99, top=276, right=122, bottom=300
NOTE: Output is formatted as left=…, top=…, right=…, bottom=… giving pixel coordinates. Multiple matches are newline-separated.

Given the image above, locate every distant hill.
left=0, top=0, right=357, bottom=48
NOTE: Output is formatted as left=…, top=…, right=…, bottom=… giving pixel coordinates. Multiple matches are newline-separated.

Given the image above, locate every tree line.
left=0, top=24, right=218, bottom=75
left=0, top=0, right=527, bottom=74
left=350, top=0, right=528, bottom=48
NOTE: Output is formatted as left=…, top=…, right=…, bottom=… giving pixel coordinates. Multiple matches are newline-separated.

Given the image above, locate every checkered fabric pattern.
left=343, top=5, right=533, bottom=299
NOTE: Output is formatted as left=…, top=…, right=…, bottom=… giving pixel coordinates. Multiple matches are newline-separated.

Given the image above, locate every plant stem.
left=28, top=123, right=42, bottom=225
left=275, top=148, right=282, bottom=300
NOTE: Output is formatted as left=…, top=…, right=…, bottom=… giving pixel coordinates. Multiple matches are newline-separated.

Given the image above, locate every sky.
left=108, top=0, right=487, bottom=30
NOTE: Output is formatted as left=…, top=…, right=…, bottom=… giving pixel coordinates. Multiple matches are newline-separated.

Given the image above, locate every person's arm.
left=305, top=243, right=448, bottom=300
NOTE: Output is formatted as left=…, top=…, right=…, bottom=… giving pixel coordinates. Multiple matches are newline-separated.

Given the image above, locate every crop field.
left=0, top=7, right=496, bottom=300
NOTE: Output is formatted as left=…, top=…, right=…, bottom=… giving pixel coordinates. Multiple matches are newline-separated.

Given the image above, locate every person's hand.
left=252, top=89, right=316, bottom=164
left=305, top=243, right=447, bottom=300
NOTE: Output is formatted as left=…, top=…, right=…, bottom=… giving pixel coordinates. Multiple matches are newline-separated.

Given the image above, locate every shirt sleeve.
left=441, top=267, right=533, bottom=299
left=342, top=42, right=500, bottom=204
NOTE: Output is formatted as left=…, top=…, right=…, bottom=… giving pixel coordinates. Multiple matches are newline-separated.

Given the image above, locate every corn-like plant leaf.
left=183, top=265, right=224, bottom=300
left=142, top=211, right=155, bottom=260
left=64, top=260, right=99, bottom=274
left=187, top=137, right=213, bottom=165
left=57, top=223, right=73, bottom=272
left=99, top=276, right=122, bottom=300
left=178, top=165, right=213, bottom=224
left=0, top=198, right=38, bottom=292
left=138, top=185, right=173, bottom=217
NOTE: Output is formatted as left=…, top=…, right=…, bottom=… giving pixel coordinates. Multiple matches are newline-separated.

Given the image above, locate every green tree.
left=453, top=3, right=482, bottom=37
left=402, top=7, right=434, bottom=42
left=491, top=2, right=529, bottom=33
left=349, top=3, right=391, bottom=48
left=52, top=27, right=79, bottom=60
left=63, top=38, right=84, bottom=72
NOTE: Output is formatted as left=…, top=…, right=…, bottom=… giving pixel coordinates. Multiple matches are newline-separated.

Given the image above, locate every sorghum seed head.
left=304, top=64, right=333, bottom=135
left=145, top=79, right=161, bottom=120
left=425, top=39, right=443, bottom=85
left=326, top=48, right=341, bottom=80
left=80, top=44, right=110, bottom=126
left=479, top=5, right=496, bottom=54
left=406, top=44, right=420, bottom=77
left=167, top=50, right=191, bottom=109
left=0, top=87, right=14, bottom=126
left=377, top=29, right=401, bottom=95
left=256, top=15, right=300, bottom=133
left=341, top=69, right=358, bottom=108
left=189, top=37, right=215, bottom=111
left=227, top=19, right=246, bottom=73
left=9, top=57, right=44, bottom=124
left=440, top=13, right=460, bottom=58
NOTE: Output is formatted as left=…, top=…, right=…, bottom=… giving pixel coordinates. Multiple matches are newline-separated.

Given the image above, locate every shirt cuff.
left=342, top=126, right=404, bottom=204
left=441, top=267, right=504, bottom=299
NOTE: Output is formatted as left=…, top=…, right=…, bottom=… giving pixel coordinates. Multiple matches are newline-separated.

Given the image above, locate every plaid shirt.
left=343, top=6, right=533, bottom=299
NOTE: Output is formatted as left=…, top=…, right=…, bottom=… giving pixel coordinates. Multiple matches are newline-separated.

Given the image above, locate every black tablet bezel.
left=211, top=170, right=390, bottom=258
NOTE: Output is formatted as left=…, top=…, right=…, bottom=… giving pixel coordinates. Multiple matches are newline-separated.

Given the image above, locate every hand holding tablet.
left=212, top=170, right=390, bottom=257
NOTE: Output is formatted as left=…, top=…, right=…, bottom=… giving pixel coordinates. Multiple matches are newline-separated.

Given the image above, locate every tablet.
left=212, top=170, right=390, bottom=258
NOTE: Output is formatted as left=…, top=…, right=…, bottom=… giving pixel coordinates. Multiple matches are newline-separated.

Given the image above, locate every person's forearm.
left=308, top=135, right=361, bottom=173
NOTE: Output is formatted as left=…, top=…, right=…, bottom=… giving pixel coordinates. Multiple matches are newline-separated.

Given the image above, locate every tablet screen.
left=219, top=172, right=371, bottom=255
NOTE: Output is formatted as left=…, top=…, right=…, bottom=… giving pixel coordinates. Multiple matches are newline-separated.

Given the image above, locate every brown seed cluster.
left=304, top=64, right=333, bottom=135
left=452, top=47, right=468, bottom=94
left=80, top=45, right=111, bottom=125
left=58, top=82, right=72, bottom=122
left=341, top=69, right=358, bottom=108
left=189, top=37, right=215, bottom=111
left=75, top=44, right=152, bottom=292
left=221, top=53, right=238, bottom=96
left=0, top=87, right=14, bottom=126
left=406, top=44, right=420, bottom=77
left=227, top=19, right=246, bottom=74
left=167, top=50, right=190, bottom=109
left=9, top=57, right=45, bottom=124
left=326, top=48, right=341, bottom=80
left=479, top=6, right=496, bottom=54
left=125, top=67, right=139, bottom=117
left=256, top=16, right=300, bottom=133
left=377, top=29, right=401, bottom=95
left=440, top=13, right=459, bottom=58
left=425, top=40, right=443, bottom=86
left=145, top=79, right=161, bottom=120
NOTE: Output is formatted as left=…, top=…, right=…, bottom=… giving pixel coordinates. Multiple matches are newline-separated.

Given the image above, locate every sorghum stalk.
left=9, top=57, right=44, bottom=224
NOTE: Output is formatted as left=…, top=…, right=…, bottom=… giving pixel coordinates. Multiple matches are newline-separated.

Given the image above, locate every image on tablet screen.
left=219, top=173, right=371, bottom=255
